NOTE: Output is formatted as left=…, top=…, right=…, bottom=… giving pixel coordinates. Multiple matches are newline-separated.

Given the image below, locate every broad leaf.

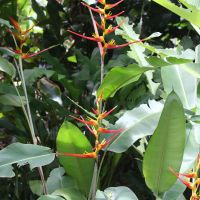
left=0, top=93, right=26, bottom=107
left=29, top=180, right=44, bottom=196
left=56, top=122, right=94, bottom=197
left=143, top=91, right=185, bottom=194
left=0, top=18, right=14, bottom=28
left=161, top=65, right=196, bottom=109
left=47, top=167, right=77, bottom=194
left=96, top=186, right=138, bottom=200
left=0, top=143, right=55, bottom=177
left=101, top=100, right=164, bottom=153
left=152, top=0, right=200, bottom=27
left=97, top=64, right=153, bottom=99
left=38, top=77, right=63, bottom=106
left=38, top=195, right=64, bottom=200
left=52, top=188, right=86, bottom=200
left=0, top=55, right=16, bottom=78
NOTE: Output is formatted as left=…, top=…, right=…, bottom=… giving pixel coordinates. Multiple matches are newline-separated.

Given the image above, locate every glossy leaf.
left=47, top=167, right=77, bottom=194
left=29, top=180, right=44, bottom=196
left=0, top=55, right=16, bottom=78
left=143, top=91, right=185, bottom=194
left=38, top=195, right=64, bottom=200
left=0, top=93, right=26, bottom=107
left=97, top=64, right=153, bottom=99
left=56, top=122, right=94, bottom=197
left=0, top=143, right=55, bottom=177
left=37, top=77, right=63, bottom=106
left=52, top=188, right=86, bottom=200
left=96, top=186, right=138, bottom=200
left=161, top=65, right=196, bottom=109
left=101, top=100, right=164, bottom=153
left=159, top=123, right=199, bottom=200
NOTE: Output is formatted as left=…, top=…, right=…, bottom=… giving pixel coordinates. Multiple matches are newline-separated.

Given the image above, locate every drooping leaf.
left=0, top=55, right=16, bottom=78
left=0, top=143, right=55, bottom=177
left=29, top=180, right=45, bottom=196
left=0, top=18, right=14, bottom=28
left=37, top=77, right=63, bottom=106
left=143, top=91, right=185, bottom=194
left=47, top=167, right=77, bottom=194
left=96, top=186, right=138, bottom=200
left=0, top=93, right=26, bottom=107
left=101, top=100, right=164, bottom=153
left=56, top=122, right=94, bottom=197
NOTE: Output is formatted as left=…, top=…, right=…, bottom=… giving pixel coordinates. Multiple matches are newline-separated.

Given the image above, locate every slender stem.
left=18, top=55, right=47, bottom=195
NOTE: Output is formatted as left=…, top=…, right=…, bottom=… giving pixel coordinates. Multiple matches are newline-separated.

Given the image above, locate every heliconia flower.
left=105, top=0, right=123, bottom=9
left=68, top=30, right=104, bottom=42
left=104, top=38, right=147, bottom=49
left=98, top=0, right=105, bottom=5
left=95, top=128, right=123, bottom=150
left=92, top=108, right=99, bottom=115
left=95, top=21, right=105, bottom=30
left=21, top=45, right=57, bottom=59
left=97, top=127, right=125, bottom=133
left=169, top=167, right=195, bottom=190
left=70, top=115, right=98, bottom=126
left=55, top=151, right=97, bottom=160
left=104, top=19, right=127, bottom=35
left=104, top=11, right=124, bottom=20
left=5, top=47, right=22, bottom=54
left=5, top=27, right=21, bottom=40
left=21, top=23, right=38, bottom=35
left=97, top=88, right=104, bottom=103
left=177, top=170, right=197, bottom=178
left=8, top=16, right=22, bottom=32
left=22, top=35, right=30, bottom=43
left=81, top=2, right=104, bottom=14
left=98, top=105, right=117, bottom=120
left=80, top=116, right=97, bottom=137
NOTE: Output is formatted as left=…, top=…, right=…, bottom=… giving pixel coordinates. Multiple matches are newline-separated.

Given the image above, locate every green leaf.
left=0, top=143, right=55, bottom=177
left=96, top=187, right=138, bottom=200
left=0, top=93, right=26, bottom=107
left=52, top=188, right=87, bottom=200
left=56, top=122, right=94, bottom=197
left=101, top=100, right=164, bottom=153
left=38, top=195, right=64, bottom=200
left=67, top=55, right=77, bottom=63
left=83, top=0, right=96, bottom=5
left=29, top=180, right=45, bottom=196
left=0, top=18, right=13, bottom=28
left=159, top=123, right=199, bottom=200
left=24, top=67, right=56, bottom=83
left=31, top=0, right=46, bottom=21
left=97, top=64, right=153, bottom=99
left=161, top=65, right=196, bottom=109
left=38, top=77, right=63, bottom=106
left=143, top=91, right=185, bottom=194
left=152, top=0, right=200, bottom=27
left=47, top=167, right=78, bottom=194
left=0, top=55, right=16, bottom=78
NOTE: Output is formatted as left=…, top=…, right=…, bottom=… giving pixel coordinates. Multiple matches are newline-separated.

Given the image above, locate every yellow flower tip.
left=108, top=24, right=112, bottom=30
left=92, top=33, right=98, bottom=38
left=108, top=11, right=112, bottom=16
left=108, top=39, right=116, bottom=45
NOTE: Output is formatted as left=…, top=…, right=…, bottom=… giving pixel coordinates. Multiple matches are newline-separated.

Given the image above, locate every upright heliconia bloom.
left=98, top=0, right=106, bottom=5
left=81, top=2, right=104, bottom=14
left=105, top=0, right=123, bottom=9
left=104, top=11, right=124, bottom=20
left=98, top=106, right=117, bottom=120
left=6, top=16, right=57, bottom=59
left=104, top=19, right=127, bottom=35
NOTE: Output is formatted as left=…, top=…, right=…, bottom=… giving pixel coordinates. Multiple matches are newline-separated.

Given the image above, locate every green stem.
left=18, top=55, right=47, bottom=195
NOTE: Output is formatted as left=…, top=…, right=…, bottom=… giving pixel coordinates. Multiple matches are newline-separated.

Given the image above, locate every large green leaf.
left=38, top=77, right=63, bottom=106
left=143, top=91, right=185, bottom=194
left=0, top=93, right=26, bottom=107
left=56, top=122, right=94, bottom=197
left=101, top=100, right=164, bottom=153
left=47, top=167, right=77, bottom=194
left=0, top=143, right=55, bottom=177
left=0, top=18, right=13, bottom=28
left=97, top=64, right=152, bottom=99
left=159, top=123, right=199, bottom=200
left=38, top=196, right=64, bottom=200
left=0, top=55, right=16, bottom=78
left=152, top=0, right=200, bottom=27
left=161, top=64, right=196, bottom=109
left=52, top=188, right=86, bottom=200
left=29, top=180, right=45, bottom=196
left=96, top=187, right=138, bottom=200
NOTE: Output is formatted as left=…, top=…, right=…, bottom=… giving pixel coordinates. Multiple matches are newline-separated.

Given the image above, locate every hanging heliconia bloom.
left=170, top=154, right=200, bottom=200
left=67, top=0, right=151, bottom=60
left=6, top=16, right=56, bottom=59
left=56, top=89, right=125, bottom=160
